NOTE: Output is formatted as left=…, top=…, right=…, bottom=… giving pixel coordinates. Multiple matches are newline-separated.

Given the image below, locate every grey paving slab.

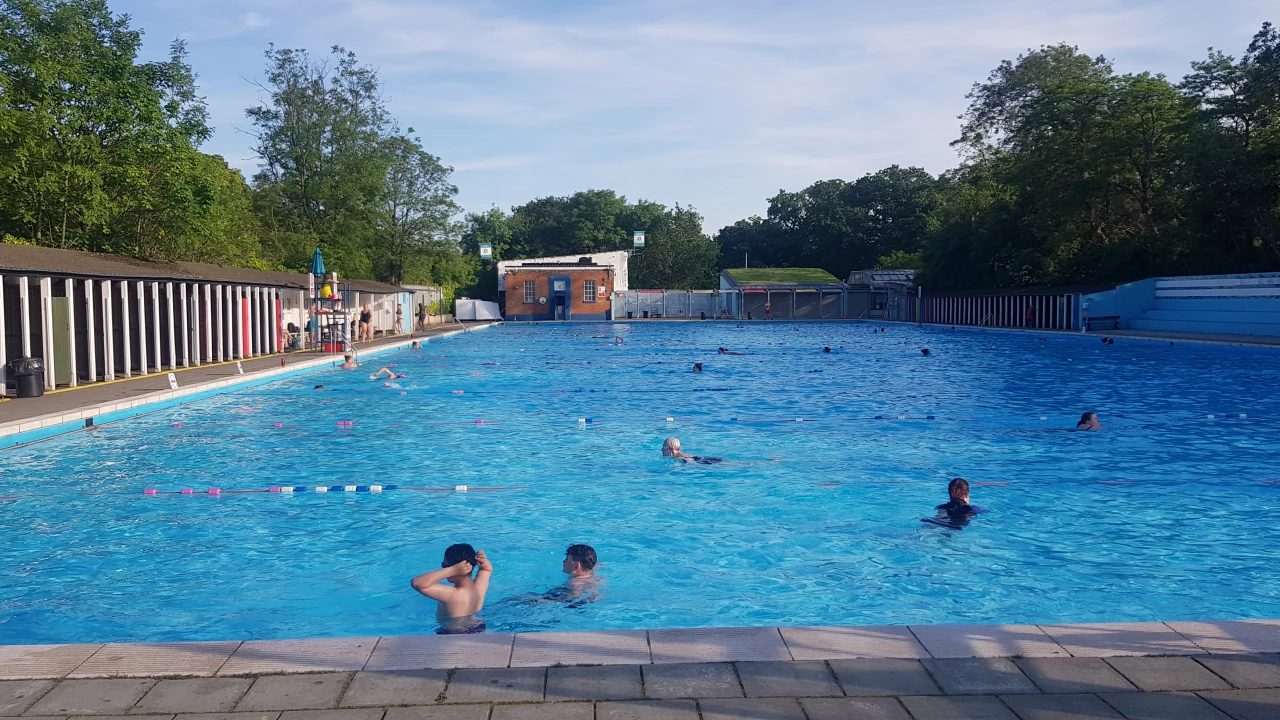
left=922, top=658, right=1038, bottom=696
left=544, top=665, right=642, bottom=702
left=1103, top=656, right=1230, bottom=692
left=65, top=715, right=173, bottom=720
left=1098, top=691, right=1233, bottom=720
left=1195, top=653, right=1280, bottom=689
left=24, top=679, right=156, bottom=716
left=1040, top=623, right=1202, bottom=657
left=898, top=695, right=1020, bottom=720
left=828, top=658, right=941, bottom=696
left=443, top=668, right=544, bottom=704
left=490, top=703, right=592, bottom=720
left=1168, top=620, right=1280, bottom=654
left=219, top=641, right=376, bottom=676
left=696, top=697, right=806, bottom=720
left=999, top=693, right=1123, bottom=719
left=364, top=635, right=513, bottom=672
left=276, top=710, right=383, bottom=720
left=781, top=626, right=928, bottom=660
left=648, top=628, right=789, bottom=664
left=733, top=660, right=840, bottom=698
left=0, top=646, right=102, bottom=681
left=235, top=674, right=351, bottom=712
left=133, top=679, right=252, bottom=714
left=338, top=671, right=448, bottom=707
left=801, top=697, right=912, bottom=720
left=174, top=714, right=282, bottom=720
left=510, top=631, right=649, bottom=667
left=911, top=625, right=1067, bottom=659
left=1199, top=689, right=1280, bottom=720
left=70, top=643, right=240, bottom=679
left=1013, top=658, right=1137, bottom=694
left=640, top=663, right=742, bottom=699
left=0, top=680, right=54, bottom=716
left=383, top=707, right=490, bottom=720
left=595, top=699, right=699, bottom=720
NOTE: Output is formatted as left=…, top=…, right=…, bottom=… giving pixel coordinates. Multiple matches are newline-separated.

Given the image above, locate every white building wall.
left=497, top=251, right=630, bottom=292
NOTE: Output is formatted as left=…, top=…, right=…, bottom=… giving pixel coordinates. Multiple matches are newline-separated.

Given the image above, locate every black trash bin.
left=8, top=357, right=45, bottom=398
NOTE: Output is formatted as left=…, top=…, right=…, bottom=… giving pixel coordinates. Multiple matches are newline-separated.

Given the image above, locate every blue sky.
left=118, top=0, right=1272, bottom=232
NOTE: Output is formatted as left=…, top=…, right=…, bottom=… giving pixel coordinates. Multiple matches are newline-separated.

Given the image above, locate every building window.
left=523, top=280, right=536, bottom=304
left=584, top=280, right=597, bottom=303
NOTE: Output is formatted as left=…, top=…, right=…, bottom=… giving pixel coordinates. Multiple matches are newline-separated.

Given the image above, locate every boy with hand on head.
left=411, top=543, right=492, bottom=634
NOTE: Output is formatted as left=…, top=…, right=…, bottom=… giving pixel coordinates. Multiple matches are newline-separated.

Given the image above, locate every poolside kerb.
left=0, top=322, right=497, bottom=448
left=3, top=622, right=1280, bottom=718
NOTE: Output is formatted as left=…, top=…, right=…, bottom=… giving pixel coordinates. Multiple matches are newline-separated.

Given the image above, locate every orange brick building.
left=503, top=258, right=615, bottom=321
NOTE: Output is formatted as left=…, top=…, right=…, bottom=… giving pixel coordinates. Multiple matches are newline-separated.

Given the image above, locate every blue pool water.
left=3, top=322, right=1280, bottom=644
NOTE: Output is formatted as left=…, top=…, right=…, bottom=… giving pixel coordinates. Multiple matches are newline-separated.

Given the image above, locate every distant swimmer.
left=1076, top=412, right=1102, bottom=431
left=370, top=367, right=405, bottom=380
left=340, top=354, right=359, bottom=370
left=411, top=544, right=492, bottom=635
left=314, top=384, right=327, bottom=390
left=921, top=348, right=931, bottom=356
left=614, top=336, right=624, bottom=344
left=411, top=341, right=422, bottom=349
left=923, top=477, right=984, bottom=529
left=718, top=347, right=745, bottom=355
left=823, top=347, right=831, bottom=353
left=662, top=437, right=723, bottom=465
left=693, top=362, right=703, bottom=372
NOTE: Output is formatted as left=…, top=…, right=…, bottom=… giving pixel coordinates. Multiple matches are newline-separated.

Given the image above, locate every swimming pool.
left=3, top=322, right=1279, bottom=644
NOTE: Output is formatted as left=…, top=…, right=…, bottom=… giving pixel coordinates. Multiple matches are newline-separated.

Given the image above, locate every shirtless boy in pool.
left=411, top=544, right=492, bottom=634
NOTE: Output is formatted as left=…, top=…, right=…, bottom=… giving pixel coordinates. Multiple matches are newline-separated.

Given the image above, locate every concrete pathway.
left=3, top=621, right=1280, bottom=718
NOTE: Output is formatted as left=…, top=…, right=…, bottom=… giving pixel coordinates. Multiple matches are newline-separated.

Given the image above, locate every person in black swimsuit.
left=662, top=437, right=723, bottom=464
left=924, top=477, right=983, bottom=529
left=359, top=304, right=373, bottom=342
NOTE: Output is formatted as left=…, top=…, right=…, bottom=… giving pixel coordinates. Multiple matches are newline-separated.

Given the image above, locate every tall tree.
left=373, top=133, right=460, bottom=285
left=629, top=206, right=720, bottom=289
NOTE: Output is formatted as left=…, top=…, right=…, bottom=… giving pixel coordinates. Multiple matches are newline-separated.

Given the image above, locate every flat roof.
left=0, top=243, right=404, bottom=294
left=725, top=268, right=841, bottom=284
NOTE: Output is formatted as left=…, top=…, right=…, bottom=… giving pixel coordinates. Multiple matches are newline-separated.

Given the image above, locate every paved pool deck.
left=2, top=621, right=1280, bottom=719
left=0, top=323, right=493, bottom=447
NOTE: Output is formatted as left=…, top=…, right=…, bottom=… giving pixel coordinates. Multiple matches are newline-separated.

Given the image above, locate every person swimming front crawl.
left=411, top=543, right=492, bottom=635
left=661, top=437, right=722, bottom=465
left=1076, top=412, right=1102, bottom=430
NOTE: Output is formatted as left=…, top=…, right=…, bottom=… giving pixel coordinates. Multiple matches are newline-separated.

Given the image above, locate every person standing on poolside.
left=359, top=304, right=373, bottom=342
left=411, top=544, right=492, bottom=634
left=1076, top=412, right=1102, bottom=430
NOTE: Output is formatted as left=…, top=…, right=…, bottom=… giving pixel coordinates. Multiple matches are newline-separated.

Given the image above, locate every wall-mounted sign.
left=538, top=296, right=547, bottom=305
left=553, top=280, right=566, bottom=291
left=479, top=243, right=492, bottom=258
left=633, top=231, right=645, bottom=248
left=598, top=286, right=607, bottom=297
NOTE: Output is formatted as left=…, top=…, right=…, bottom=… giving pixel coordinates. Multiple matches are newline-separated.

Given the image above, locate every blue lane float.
left=141, top=484, right=526, bottom=496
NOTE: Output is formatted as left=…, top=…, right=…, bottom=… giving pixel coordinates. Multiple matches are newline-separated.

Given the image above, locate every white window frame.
left=523, top=280, right=536, bottom=304
left=583, top=279, right=596, bottom=303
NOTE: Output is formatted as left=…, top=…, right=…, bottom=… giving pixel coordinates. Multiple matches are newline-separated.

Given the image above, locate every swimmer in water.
left=340, top=354, right=359, bottom=370
left=921, top=348, right=931, bottom=356
left=1076, top=412, right=1102, bottom=430
left=823, top=346, right=831, bottom=353
left=614, top=336, right=624, bottom=344
left=693, top=362, right=702, bottom=372
left=662, top=437, right=723, bottom=465
left=411, top=341, right=421, bottom=349
left=923, top=477, right=984, bottom=529
left=411, top=544, right=492, bottom=635
left=718, top=347, right=745, bottom=355
left=370, top=367, right=401, bottom=380
left=314, top=384, right=326, bottom=390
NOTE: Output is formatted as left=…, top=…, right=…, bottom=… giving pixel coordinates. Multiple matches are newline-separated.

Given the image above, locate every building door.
left=549, top=275, right=571, bottom=321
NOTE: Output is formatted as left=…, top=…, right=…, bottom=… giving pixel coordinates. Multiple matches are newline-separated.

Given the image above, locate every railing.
left=923, top=293, right=1080, bottom=331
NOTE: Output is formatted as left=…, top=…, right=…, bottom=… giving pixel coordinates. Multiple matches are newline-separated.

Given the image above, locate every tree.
left=0, top=0, right=222, bottom=257
left=246, top=44, right=390, bottom=277
left=374, top=133, right=460, bottom=284
left=629, top=206, right=720, bottom=289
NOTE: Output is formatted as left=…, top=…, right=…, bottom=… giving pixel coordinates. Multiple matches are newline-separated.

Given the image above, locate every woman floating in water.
left=662, top=437, right=723, bottom=465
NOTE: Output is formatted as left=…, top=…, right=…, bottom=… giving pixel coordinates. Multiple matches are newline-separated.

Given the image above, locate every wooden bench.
left=1085, top=315, right=1121, bottom=330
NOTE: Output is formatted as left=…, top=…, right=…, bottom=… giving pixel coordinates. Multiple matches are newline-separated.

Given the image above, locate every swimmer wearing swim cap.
left=411, top=544, right=492, bottom=635
left=370, top=367, right=399, bottom=380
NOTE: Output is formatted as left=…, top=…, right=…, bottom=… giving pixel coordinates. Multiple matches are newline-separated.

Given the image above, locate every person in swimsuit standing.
left=359, top=304, right=373, bottom=342
left=662, top=437, right=723, bottom=465
left=411, top=543, right=492, bottom=634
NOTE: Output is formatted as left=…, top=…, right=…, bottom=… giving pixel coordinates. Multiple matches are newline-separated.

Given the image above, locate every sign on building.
left=633, top=231, right=645, bottom=248
left=479, top=243, right=492, bottom=259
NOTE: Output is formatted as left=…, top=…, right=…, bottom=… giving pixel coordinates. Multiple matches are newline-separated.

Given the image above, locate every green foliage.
left=877, top=251, right=923, bottom=269
left=715, top=166, right=938, bottom=278
left=461, top=191, right=721, bottom=292
left=725, top=267, right=839, bottom=283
